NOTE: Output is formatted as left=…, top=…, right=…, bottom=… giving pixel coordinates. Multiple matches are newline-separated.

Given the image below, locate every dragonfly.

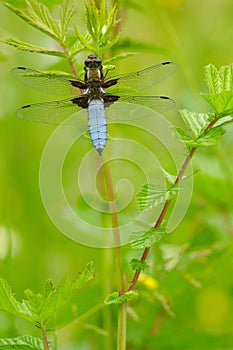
left=12, top=54, right=178, bottom=155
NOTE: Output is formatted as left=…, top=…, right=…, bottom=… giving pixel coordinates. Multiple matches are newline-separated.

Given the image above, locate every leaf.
left=0, top=38, right=65, bottom=57
left=0, top=262, right=94, bottom=326
left=130, top=258, right=148, bottom=271
left=195, top=126, right=225, bottom=147
left=130, top=227, right=166, bottom=250
left=103, top=52, right=139, bottom=65
left=84, top=0, right=120, bottom=55
left=0, top=336, right=44, bottom=350
left=60, top=0, right=76, bottom=41
left=179, top=109, right=216, bottom=139
left=214, top=115, right=233, bottom=127
left=136, top=183, right=178, bottom=211
left=104, top=291, right=138, bottom=305
left=36, top=261, right=95, bottom=324
left=201, top=91, right=233, bottom=116
left=0, top=277, right=21, bottom=317
left=3, top=1, right=62, bottom=43
left=204, top=63, right=233, bottom=94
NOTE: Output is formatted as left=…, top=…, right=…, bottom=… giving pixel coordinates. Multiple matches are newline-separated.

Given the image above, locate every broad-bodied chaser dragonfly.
left=12, top=55, right=178, bottom=155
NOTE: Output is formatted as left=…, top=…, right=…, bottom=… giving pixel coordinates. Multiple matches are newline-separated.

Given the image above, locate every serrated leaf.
left=130, top=227, right=165, bottom=250
left=3, top=1, right=62, bottom=43
left=0, top=336, right=44, bottom=350
left=195, top=126, right=225, bottom=147
left=103, top=52, right=139, bottom=65
left=175, top=127, right=194, bottom=146
left=104, top=291, right=138, bottom=305
left=74, top=26, right=95, bottom=52
left=38, top=261, right=95, bottom=324
left=136, top=183, right=178, bottom=211
left=130, top=258, right=148, bottom=271
left=201, top=91, right=233, bottom=116
left=0, top=277, right=21, bottom=317
left=0, top=38, right=65, bottom=57
left=204, top=63, right=233, bottom=94
left=179, top=110, right=216, bottom=139
left=60, top=0, right=76, bottom=41
left=215, top=115, right=233, bottom=127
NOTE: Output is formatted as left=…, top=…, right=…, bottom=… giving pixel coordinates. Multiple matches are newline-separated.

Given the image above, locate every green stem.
left=128, top=117, right=219, bottom=292
left=101, top=156, right=127, bottom=350
left=102, top=157, right=125, bottom=295
left=117, top=302, right=128, bottom=350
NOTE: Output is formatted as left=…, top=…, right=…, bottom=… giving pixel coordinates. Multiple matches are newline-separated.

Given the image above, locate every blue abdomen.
left=88, top=99, right=107, bottom=155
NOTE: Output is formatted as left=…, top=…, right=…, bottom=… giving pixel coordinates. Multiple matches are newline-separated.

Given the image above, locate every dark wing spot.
left=162, top=61, right=171, bottom=65
left=22, top=104, right=31, bottom=108
left=160, top=96, right=169, bottom=99
left=17, top=67, right=26, bottom=70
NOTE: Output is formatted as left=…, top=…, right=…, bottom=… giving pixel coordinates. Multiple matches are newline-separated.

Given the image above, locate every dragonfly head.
left=85, top=54, right=102, bottom=69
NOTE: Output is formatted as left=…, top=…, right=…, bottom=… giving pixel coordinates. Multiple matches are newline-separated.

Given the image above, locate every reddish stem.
left=128, top=116, right=219, bottom=291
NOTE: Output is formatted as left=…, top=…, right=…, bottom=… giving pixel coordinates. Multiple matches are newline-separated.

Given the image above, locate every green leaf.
left=3, top=1, right=62, bottom=43
left=204, top=63, right=233, bottom=94
left=179, top=109, right=216, bottom=139
left=175, top=127, right=194, bottom=149
left=0, top=336, right=44, bottom=350
left=104, top=291, right=138, bottom=305
left=201, top=91, right=233, bottom=116
left=0, top=277, right=21, bottom=317
left=215, top=115, right=233, bottom=127
left=0, top=262, right=94, bottom=326
left=60, top=0, right=76, bottom=42
left=84, top=0, right=120, bottom=56
left=195, top=126, right=225, bottom=147
left=74, top=26, right=96, bottom=52
left=136, top=183, right=178, bottom=211
left=130, top=227, right=166, bottom=250
left=103, top=52, right=139, bottom=65
left=130, top=258, right=148, bottom=271
left=0, top=38, right=65, bottom=57
left=36, top=261, right=95, bottom=324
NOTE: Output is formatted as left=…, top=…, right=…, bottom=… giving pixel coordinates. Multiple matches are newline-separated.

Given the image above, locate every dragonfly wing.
left=11, top=67, right=83, bottom=96
left=105, top=95, right=176, bottom=121
left=106, top=62, right=178, bottom=93
left=17, top=98, right=87, bottom=125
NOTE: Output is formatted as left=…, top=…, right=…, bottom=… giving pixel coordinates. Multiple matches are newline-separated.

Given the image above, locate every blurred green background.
left=0, top=0, right=233, bottom=349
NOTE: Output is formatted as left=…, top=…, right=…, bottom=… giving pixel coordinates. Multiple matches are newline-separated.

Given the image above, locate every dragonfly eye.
left=85, top=54, right=102, bottom=68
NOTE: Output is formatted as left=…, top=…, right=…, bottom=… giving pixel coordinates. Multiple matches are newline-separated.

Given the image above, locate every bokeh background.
left=0, top=0, right=233, bottom=349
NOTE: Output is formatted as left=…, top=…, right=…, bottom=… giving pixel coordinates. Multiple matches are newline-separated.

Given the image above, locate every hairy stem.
left=128, top=116, right=219, bottom=291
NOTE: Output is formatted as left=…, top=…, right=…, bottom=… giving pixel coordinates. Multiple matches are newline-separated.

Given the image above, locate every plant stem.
left=101, top=157, right=127, bottom=350
left=102, top=157, right=125, bottom=295
left=128, top=116, right=219, bottom=292
left=41, top=326, right=50, bottom=350
left=117, top=302, right=128, bottom=350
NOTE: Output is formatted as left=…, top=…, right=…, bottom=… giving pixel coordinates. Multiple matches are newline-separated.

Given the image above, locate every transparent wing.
left=16, top=99, right=87, bottom=125
left=106, top=62, right=178, bottom=94
left=105, top=95, right=176, bottom=120
left=11, top=67, right=82, bottom=96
